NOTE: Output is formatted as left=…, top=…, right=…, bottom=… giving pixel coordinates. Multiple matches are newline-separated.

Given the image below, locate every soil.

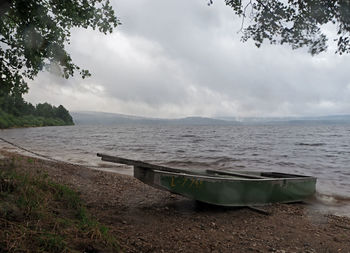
left=1, top=149, right=350, bottom=253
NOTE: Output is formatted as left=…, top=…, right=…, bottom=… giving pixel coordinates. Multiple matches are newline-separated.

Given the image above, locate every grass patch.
left=0, top=158, right=120, bottom=252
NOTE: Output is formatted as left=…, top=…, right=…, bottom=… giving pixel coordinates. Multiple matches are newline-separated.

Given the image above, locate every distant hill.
left=70, top=111, right=147, bottom=125
left=71, top=111, right=235, bottom=126
left=218, top=115, right=350, bottom=124
left=71, top=111, right=350, bottom=126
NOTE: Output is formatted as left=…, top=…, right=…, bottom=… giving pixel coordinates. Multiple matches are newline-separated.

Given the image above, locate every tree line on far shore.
left=0, top=93, right=74, bottom=129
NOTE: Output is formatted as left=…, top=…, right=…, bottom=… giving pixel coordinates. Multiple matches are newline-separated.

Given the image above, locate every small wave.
left=212, top=157, right=241, bottom=165
left=180, top=134, right=197, bottom=138
left=68, top=159, right=87, bottom=164
left=276, top=161, right=297, bottom=167
left=162, top=160, right=210, bottom=168
left=130, top=148, right=144, bottom=152
left=295, top=142, right=326, bottom=147
left=315, top=192, right=350, bottom=205
left=205, top=149, right=220, bottom=153
left=336, top=151, right=350, bottom=155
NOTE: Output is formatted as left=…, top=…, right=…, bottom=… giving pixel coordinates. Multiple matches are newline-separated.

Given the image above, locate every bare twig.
left=238, top=0, right=253, bottom=33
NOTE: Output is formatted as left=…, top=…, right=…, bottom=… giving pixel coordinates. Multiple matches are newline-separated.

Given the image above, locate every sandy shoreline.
left=1, top=149, right=350, bottom=252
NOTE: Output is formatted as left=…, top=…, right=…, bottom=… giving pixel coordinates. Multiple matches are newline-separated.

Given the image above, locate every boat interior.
left=97, top=153, right=313, bottom=180
left=199, top=169, right=311, bottom=180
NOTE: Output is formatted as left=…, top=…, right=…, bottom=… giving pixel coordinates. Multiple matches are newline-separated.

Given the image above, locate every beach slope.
left=1, top=150, right=349, bottom=253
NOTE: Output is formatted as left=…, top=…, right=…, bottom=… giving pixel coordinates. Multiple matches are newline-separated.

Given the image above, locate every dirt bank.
left=1, top=149, right=350, bottom=253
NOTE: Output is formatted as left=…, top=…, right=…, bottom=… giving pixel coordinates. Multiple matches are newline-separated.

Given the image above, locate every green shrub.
left=0, top=164, right=120, bottom=252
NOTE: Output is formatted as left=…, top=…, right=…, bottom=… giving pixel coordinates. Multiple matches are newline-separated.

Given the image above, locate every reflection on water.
left=1, top=123, right=350, bottom=215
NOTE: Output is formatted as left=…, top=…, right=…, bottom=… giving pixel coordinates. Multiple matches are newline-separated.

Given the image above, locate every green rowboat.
left=97, top=153, right=316, bottom=206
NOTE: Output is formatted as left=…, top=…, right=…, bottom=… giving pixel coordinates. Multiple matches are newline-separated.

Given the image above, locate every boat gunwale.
left=148, top=168, right=317, bottom=182
left=97, top=153, right=316, bottom=182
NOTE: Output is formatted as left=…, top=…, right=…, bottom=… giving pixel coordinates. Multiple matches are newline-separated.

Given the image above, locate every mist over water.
left=1, top=123, right=350, bottom=215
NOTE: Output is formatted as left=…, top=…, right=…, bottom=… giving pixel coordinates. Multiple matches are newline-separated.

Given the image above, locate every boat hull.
left=134, top=166, right=316, bottom=206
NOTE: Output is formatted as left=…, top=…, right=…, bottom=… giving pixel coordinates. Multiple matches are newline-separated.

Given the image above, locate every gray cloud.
left=25, top=0, right=350, bottom=118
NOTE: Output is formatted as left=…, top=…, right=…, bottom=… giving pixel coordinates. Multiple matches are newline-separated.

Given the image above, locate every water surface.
left=1, top=123, right=349, bottom=216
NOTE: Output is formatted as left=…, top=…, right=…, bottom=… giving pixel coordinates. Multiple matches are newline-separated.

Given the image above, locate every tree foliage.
left=214, top=0, right=350, bottom=55
left=0, top=0, right=119, bottom=97
left=0, top=93, right=74, bottom=128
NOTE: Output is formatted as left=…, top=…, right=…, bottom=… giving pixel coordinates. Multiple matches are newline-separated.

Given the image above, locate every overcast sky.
left=25, top=0, right=350, bottom=118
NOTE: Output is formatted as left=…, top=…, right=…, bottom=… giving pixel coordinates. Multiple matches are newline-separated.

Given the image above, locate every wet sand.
left=1, top=149, right=350, bottom=253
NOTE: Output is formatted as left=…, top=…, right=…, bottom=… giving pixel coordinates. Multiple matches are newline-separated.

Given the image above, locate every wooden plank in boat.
left=206, top=169, right=269, bottom=179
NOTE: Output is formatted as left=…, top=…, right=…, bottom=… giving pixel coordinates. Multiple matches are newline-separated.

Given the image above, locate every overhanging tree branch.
left=221, top=0, right=350, bottom=55
left=0, top=0, right=119, bottom=97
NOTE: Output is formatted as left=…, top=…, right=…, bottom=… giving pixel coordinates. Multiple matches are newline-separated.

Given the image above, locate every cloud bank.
left=25, top=0, right=350, bottom=118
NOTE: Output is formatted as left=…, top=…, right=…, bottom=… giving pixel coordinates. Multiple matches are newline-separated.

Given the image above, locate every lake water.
left=1, top=123, right=350, bottom=216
